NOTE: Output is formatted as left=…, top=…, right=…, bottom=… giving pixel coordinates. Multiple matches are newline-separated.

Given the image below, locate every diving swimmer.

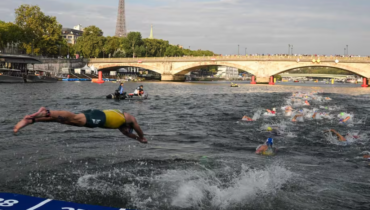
left=256, top=138, right=275, bottom=156
left=13, top=107, right=148, bottom=144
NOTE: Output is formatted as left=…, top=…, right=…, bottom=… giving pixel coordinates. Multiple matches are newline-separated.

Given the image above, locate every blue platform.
left=0, top=193, right=135, bottom=210
left=62, top=78, right=92, bottom=81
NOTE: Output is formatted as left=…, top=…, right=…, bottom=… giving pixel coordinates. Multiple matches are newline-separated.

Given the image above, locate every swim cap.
left=341, top=112, right=344, bottom=116
left=267, top=127, right=273, bottom=131
left=266, top=138, right=273, bottom=146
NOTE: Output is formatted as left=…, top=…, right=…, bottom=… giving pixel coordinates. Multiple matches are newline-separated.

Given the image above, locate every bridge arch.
left=171, top=61, right=257, bottom=76
left=90, top=63, right=163, bottom=75
left=269, top=63, right=369, bottom=78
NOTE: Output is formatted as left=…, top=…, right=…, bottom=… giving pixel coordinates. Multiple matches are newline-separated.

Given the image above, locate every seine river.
left=1, top=81, right=370, bottom=210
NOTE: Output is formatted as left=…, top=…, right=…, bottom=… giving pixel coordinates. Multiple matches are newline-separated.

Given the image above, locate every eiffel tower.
left=115, top=0, right=127, bottom=37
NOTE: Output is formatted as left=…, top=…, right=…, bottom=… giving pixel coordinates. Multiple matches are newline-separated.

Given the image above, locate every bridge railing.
left=89, top=55, right=370, bottom=63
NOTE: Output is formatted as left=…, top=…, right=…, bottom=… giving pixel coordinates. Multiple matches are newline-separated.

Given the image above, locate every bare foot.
left=14, top=116, right=33, bottom=133
left=29, top=107, right=48, bottom=118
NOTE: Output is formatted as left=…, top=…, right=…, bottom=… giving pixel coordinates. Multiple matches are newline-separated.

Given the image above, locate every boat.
left=106, top=91, right=149, bottom=100
left=294, top=80, right=299, bottom=83
left=25, top=70, right=58, bottom=83
left=230, top=83, right=239, bottom=87
left=0, top=54, right=57, bottom=83
left=0, top=69, right=24, bottom=83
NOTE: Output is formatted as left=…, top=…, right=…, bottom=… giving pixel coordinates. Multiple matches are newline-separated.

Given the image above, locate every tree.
left=0, top=21, right=25, bottom=51
left=15, top=4, right=64, bottom=56
left=182, top=48, right=214, bottom=56
left=74, top=25, right=104, bottom=58
left=121, top=32, right=144, bottom=58
left=103, top=36, right=121, bottom=57
left=164, top=45, right=184, bottom=57
left=143, top=38, right=169, bottom=57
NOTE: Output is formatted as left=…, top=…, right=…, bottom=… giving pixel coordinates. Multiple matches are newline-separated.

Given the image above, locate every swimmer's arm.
left=119, top=126, right=147, bottom=144
left=331, top=130, right=346, bottom=141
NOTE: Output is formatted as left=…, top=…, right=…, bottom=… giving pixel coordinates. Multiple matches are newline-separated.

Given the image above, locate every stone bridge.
left=88, top=56, right=370, bottom=84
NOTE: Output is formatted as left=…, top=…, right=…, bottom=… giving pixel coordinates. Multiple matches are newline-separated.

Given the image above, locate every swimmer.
left=324, top=129, right=346, bottom=141
left=304, top=100, right=310, bottom=106
left=242, top=116, right=253, bottom=121
left=292, top=114, right=304, bottom=122
left=267, top=126, right=282, bottom=136
left=13, top=107, right=148, bottom=144
left=325, top=97, right=332, bottom=101
left=339, top=116, right=351, bottom=124
left=312, top=111, right=318, bottom=119
left=285, top=106, right=293, bottom=112
left=266, top=108, right=276, bottom=114
left=256, top=138, right=275, bottom=155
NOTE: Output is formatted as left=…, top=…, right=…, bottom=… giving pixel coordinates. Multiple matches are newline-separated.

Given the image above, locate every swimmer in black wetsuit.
left=13, top=107, right=147, bottom=143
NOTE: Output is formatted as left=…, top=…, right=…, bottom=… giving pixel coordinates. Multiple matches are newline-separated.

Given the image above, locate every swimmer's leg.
left=14, top=107, right=86, bottom=133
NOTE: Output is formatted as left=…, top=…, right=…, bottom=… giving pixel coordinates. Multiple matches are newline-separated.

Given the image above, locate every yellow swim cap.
left=267, top=127, right=273, bottom=131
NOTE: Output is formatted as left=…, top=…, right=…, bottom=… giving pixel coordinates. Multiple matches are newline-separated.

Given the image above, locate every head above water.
left=267, top=127, right=273, bottom=131
left=273, top=108, right=276, bottom=111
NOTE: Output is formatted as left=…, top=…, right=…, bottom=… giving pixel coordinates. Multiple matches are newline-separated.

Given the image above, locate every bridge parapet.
left=89, top=56, right=370, bottom=63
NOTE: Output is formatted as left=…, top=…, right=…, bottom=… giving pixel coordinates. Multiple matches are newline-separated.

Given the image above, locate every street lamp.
left=346, top=45, right=348, bottom=56
left=291, top=45, right=294, bottom=55
left=245, top=47, right=247, bottom=55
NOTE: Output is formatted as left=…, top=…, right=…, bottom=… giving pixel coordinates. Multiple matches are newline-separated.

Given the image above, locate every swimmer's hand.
left=138, top=137, right=148, bottom=144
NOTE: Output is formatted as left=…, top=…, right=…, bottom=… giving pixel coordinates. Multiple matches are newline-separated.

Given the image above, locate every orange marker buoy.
left=92, top=71, right=105, bottom=84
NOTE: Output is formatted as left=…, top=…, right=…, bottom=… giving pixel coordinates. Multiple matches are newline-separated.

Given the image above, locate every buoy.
left=92, top=71, right=105, bottom=84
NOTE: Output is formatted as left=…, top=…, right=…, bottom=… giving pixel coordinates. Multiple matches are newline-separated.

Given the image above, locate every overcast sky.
left=1, top=0, right=369, bottom=55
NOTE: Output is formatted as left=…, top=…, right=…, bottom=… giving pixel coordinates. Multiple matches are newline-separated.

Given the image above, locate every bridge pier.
left=256, top=77, right=269, bottom=84
left=161, top=75, right=185, bottom=81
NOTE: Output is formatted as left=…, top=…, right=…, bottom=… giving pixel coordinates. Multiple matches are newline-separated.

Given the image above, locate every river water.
left=1, top=81, right=370, bottom=210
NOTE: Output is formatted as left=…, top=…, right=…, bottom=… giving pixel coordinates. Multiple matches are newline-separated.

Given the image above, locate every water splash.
left=165, top=164, right=294, bottom=209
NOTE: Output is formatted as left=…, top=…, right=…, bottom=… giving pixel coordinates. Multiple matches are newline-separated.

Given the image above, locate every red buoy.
left=361, top=78, right=368, bottom=87
left=251, top=76, right=256, bottom=84
left=269, top=76, right=275, bottom=85
left=92, top=71, right=105, bottom=84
